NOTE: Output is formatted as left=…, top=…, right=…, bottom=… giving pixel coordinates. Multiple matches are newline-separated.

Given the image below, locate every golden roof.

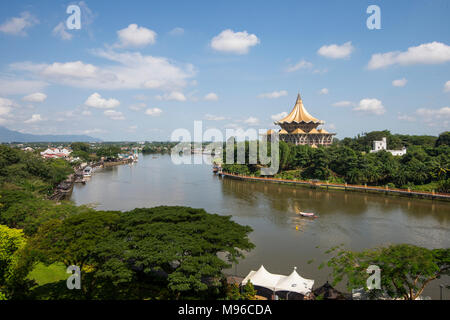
left=266, top=129, right=275, bottom=135
left=279, top=129, right=289, bottom=135
left=275, top=93, right=323, bottom=124
left=318, top=128, right=328, bottom=133
left=309, top=128, right=319, bottom=134
left=291, top=128, right=305, bottom=134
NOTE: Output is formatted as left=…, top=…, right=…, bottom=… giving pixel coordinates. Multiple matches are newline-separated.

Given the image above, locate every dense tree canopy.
left=324, top=244, right=450, bottom=300
left=30, top=206, right=254, bottom=299
left=222, top=130, right=449, bottom=192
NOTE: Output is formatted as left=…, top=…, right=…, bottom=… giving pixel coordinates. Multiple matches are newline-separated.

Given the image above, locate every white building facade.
left=370, top=137, right=406, bottom=156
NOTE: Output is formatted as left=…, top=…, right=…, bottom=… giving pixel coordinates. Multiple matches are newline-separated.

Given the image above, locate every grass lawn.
left=27, top=262, right=67, bottom=286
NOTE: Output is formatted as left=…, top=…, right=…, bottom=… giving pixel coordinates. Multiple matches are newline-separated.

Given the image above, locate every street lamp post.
left=440, top=284, right=444, bottom=300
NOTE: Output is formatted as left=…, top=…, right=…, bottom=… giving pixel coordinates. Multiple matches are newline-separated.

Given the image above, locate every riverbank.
left=218, top=172, right=450, bottom=202
left=50, top=158, right=135, bottom=200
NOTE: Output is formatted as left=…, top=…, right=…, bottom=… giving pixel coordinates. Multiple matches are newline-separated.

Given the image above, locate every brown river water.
left=71, top=154, right=450, bottom=299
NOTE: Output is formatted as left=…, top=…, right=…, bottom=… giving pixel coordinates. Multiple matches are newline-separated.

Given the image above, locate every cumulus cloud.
left=332, top=101, right=353, bottom=107
left=114, top=24, right=157, bottom=48
left=368, top=42, right=450, bottom=70
left=205, top=114, right=225, bottom=121
left=11, top=49, right=195, bottom=91
left=24, top=114, right=43, bottom=123
left=319, top=88, right=329, bottom=95
left=397, top=114, right=416, bottom=122
left=416, top=107, right=450, bottom=118
left=52, top=22, right=72, bottom=40
left=85, top=93, right=120, bottom=109
left=318, top=41, right=354, bottom=59
left=0, top=12, right=38, bottom=36
left=22, top=92, right=47, bottom=103
left=258, top=90, right=288, bottom=99
left=271, top=112, right=288, bottom=121
left=156, top=91, right=186, bottom=101
left=104, top=110, right=125, bottom=120
left=129, top=103, right=146, bottom=111
left=0, top=97, right=15, bottom=116
left=145, top=108, right=162, bottom=116
left=243, top=116, right=259, bottom=125
left=204, top=92, right=218, bottom=101
left=353, top=98, right=386, bottom=115
left=169, top=27, right=184, bottom=36
left=210, top=29, right=260, bottom=54
left=444, top=81, right=450, bottom=92
left=0, top=78, right=47, bottom=96
left=285, top=60, right=313, bottom=72
left=392, top=78, right=407, bottom=87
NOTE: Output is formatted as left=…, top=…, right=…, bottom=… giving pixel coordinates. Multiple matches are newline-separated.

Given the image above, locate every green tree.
left=325, top=244, right=450, bottom=300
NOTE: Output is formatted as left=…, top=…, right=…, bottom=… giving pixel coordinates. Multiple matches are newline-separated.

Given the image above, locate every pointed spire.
left=275, top=93, right=322, bottom=124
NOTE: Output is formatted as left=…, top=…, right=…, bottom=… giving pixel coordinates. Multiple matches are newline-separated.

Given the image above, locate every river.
left=71, top=154, right=450, bottom=299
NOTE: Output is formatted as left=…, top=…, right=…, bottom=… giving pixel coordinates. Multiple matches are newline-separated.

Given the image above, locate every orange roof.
left=318, top=128, right=329, bottom=133
left=309, top=128, right=319, bottom=133
left=291, top=128, right=305, bottom=134
left=279, top=129, right=289, bottom=135
left=275, top=93, right=323, bottom=124
left=266, top=129, right=275, bottom=135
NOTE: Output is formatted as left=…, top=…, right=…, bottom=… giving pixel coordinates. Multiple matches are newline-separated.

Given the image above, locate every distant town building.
left=22, top=147, right=34, bottom=152
left=268, top=93, right=335, bottom=147
left=40, top=147, right=72, bottom=159
left=370, top=137, right=406, bottom=156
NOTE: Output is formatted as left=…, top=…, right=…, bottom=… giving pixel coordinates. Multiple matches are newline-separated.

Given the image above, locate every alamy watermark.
left=170, top=121, right=280, bottom=175
left=66, top=265, right=81, bottom=290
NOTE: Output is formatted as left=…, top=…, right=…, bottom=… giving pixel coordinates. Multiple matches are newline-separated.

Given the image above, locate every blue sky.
left=0, top=0, right=449, bottom=141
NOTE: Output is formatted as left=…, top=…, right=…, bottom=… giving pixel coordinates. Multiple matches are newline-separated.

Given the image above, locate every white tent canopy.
left=242, top=265, right=314, bottom=295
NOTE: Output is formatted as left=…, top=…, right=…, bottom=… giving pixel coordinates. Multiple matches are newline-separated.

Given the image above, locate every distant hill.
left=0, top=126, right=101, bottom=143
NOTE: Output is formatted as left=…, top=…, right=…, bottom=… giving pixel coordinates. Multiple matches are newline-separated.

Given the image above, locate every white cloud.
left=115, top=24, right=157, bottom=48
left=353, top=98, right=386, bottom=115
left=81, top=110, right=92, bottom=116
left=104, top=110, right=125, bottom=120
left=156, top=91, right=186, bottom=101
left=444, top=81, right=450, bottom=92
left=24, top=114, right=43, bottom=123
left=0, top=78, right=48, bottom=95
left=22, top=92, right=47, bottom=103
left=210, top=29, right=260, bottom=54
left=318, top=41, right=354, bottom=59
left=319, top=88, right=329, bottom=95
left=52, top=22, right=72, bottom=40
left=397, top=114, right=415, bottom=122
left=271, top=112, right=288, bottom=121
left=12, top=50, right=195, bottom=91
left=416, top=107, right=450, bottom=118
left=205, top=114, right=225, bottom=121
left=169, top=27, right=184, bottom=36
left=204, top=92, right=218, bottom=101
left=243, top=116, right=259, bottom=125
left=368, top=42, right=450, bottom=70
left=0, top=97, right=15, bottom=116
left=83, top=128, right=106, bottom=135
left=85, top=93, right=120, bottom=109
left=145, top=108, right=162, bottom=116
left=285, top=60, right=313, bottom=72
left=129, top=103, right=146, bottom=111
left=332, top=101, right=353, bottom=107
left=258, top=90, right=288, bottom=99
left=392, top=78, right=407, bottom=87
left=0, top=12, right=38, bottom=36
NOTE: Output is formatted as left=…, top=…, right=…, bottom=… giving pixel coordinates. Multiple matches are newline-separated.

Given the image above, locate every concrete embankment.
left=218, top=172, right=450, bottom=202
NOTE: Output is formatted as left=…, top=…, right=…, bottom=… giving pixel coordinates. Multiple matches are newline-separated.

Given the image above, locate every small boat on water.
left=83, top=166, right=92, bottom=177
left=297, top=211, right=317, bottom=218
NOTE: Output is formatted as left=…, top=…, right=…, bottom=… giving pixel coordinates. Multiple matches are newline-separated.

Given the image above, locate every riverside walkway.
left=218, top=172, right=450, bottom=201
